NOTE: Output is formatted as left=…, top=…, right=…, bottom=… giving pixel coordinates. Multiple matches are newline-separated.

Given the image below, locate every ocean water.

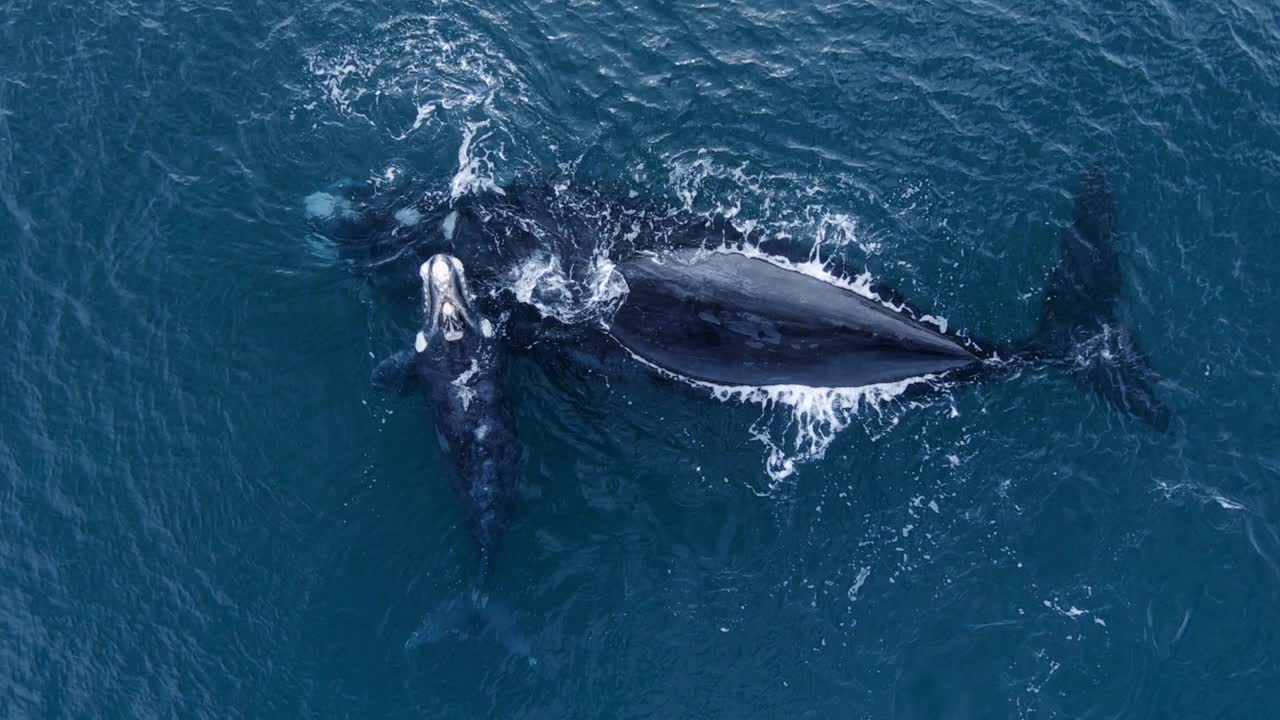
left=4, top=0, right=1280, bottom=717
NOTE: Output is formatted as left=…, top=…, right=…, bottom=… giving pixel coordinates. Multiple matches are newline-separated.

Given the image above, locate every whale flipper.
left=372, top=350, right=420, bottom=396
left=1034, top=165, right=1171, bottom=430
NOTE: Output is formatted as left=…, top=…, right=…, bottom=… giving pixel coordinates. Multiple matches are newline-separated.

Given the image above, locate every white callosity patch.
left=431, top=257, right=453, bottom=285
left=415, top=332, right=427, bottom=353
left=440, top=302, right=464, bottom=342
left=451, top=359, right=481, bottom=411
left=421, top=254, right=485, bottom=344
left=441, top=210, right=459, bottom=241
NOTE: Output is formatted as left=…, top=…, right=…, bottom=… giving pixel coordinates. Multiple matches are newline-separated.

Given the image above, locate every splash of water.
left=621, top=343, right=934, bottom=486
left=706, top=378, right=931, bottom=486
left=505, top=251, right=628, bottom=326
left=450, top=120, right=506, bottom=201
left=651, top=154, right=966, bottom=479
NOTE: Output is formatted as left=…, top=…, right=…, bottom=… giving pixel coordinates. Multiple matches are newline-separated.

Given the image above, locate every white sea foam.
left=1213, top=495, right=1245, bottom=511
left=847, top=566, right=872, bottom=601
left=450, top=120, right=506, bottom=201
left=391, top=102, right=436, bottom=141
left=813, top=211, right=879, bottom=256
left=506, top=251, right=628, bottom=326
left=714, top=377, right=925, bottom=484
left=304, top=15, right=525, bottom=139
left=623, top=346, right=933, bottom=485
left=703, top=244, right=892, bottom=307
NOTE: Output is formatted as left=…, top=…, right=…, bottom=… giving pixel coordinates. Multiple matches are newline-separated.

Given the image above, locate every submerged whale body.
left=1035, top=165, right=1170, bottom=430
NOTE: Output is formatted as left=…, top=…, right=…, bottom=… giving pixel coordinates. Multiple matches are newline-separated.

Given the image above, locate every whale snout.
left=421, top=253, right=489, bottom=344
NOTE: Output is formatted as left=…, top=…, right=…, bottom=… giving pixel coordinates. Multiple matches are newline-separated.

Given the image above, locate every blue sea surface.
left=3, top=0, right=1280, bottom=717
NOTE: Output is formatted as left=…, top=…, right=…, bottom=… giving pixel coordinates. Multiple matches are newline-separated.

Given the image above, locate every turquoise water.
left=4, top=0, right=1280, bottom=717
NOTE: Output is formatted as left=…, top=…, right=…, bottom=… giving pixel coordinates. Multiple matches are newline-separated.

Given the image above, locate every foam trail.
left=624, top=347, right=933, bottom=486
left=392, top=102, right=436, bottom=141
left=715, top=378, right=926, bottom=485
left=450, top=121, right=505, bottom=201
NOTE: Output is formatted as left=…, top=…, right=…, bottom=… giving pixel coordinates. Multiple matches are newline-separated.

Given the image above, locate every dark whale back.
left=1038, top=165, right=1122, bottom=337
left=373, top=326, right=522, bottom=567
left=374, top=327, right=528, bottom=654
left=418, top=337, right=521, bottom=561
left=610, top=250, right=980, bottom=388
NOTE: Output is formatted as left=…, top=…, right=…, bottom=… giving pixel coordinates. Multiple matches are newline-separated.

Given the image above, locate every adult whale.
left=315, top=164, right=1169, bottom=431
left=605, top=166, right=1170, bottom=429
left=372, top=253, right=529, bottom=653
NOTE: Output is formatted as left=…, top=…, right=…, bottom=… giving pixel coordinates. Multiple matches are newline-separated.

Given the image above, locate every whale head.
left=417, top=254, right=493, bottom=350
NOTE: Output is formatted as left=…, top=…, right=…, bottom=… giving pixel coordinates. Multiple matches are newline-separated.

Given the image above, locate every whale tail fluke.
left=1031, top=164, right=1171, bottom=431
left=1072, top=325, right=1170, bottom=431
left=407, top=584, right=532, bottom=655
left=403, top=591, right=532, bottom=659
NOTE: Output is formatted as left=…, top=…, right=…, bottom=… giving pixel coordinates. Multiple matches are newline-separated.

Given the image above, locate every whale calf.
left=371, top=254, right=528, bottom=652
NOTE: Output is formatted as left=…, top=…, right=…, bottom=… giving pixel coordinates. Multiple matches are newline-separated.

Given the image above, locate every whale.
left=609, top=248, right=983, bottom=388
left=603, top=166, right=1169, bottom=428
left=371, top=253, right=528, bottom=653
left=315, top=165, right=1169, bottom=656
left=314, top=164, right=1169, bottom=430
